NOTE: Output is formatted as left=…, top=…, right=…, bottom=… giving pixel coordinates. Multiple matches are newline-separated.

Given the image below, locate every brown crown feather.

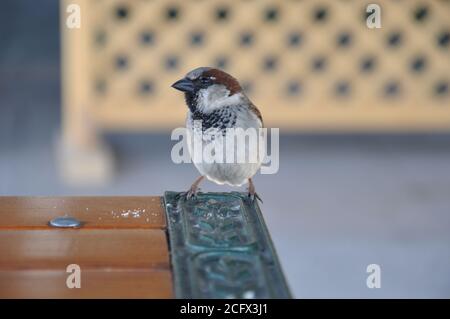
left=203, top=68, right=242, bottom=95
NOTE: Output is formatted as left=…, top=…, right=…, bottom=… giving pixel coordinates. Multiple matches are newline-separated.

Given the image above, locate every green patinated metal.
left=163, top=191, right=292, bottom=299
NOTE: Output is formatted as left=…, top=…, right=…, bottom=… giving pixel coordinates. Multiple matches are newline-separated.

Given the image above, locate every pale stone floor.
left=1, top=0, right=450, bottom=298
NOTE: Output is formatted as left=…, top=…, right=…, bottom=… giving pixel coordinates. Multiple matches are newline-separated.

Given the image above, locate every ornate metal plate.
left=164, top=191, right=291, bottom=299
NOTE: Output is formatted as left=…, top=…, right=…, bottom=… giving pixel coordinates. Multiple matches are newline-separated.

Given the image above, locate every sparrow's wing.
left=248, top=102, right=263, bottom=127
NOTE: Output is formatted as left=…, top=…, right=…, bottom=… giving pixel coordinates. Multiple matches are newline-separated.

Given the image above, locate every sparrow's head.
left=171, top=67, right=246, bottom=113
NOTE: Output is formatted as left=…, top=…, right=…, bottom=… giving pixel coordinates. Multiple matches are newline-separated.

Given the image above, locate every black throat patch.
left=184, top=92, right=198, bottom=113
left=191, top=106, right=238, bottom=133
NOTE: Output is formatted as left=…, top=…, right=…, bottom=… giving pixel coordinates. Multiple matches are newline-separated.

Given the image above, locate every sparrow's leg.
left=247, top=178, right=263, bottom=203
left=186, top=175, right=205, bottom=200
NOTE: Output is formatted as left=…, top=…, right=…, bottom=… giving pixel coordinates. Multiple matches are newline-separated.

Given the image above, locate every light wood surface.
left=0, top=230, right=169, bottom=271
left=0, top=196, right=165, bottom=229
left=0, top=270, right=172, bottom=299
left=0, top=197, right=173, bottom=298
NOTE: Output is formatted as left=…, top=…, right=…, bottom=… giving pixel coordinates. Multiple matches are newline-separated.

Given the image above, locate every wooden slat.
left=0, top=197, right=174, bottom=298
left=0, top=197, right=165, bottom=230
left=0, top=229, right=169, bottom=271
left=0, top=269, right=172, bottom=298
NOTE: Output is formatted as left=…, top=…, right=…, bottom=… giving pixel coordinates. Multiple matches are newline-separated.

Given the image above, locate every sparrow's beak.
left=171, top=78, right=195, bottom=93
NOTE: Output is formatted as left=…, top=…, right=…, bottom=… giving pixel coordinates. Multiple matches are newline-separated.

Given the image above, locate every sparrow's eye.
left=199, top=77, right=211, bottom=85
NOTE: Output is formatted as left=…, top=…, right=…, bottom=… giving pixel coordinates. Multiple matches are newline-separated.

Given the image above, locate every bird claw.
left=178, top=187, right=200, bottom=201
left=175, top=180, right=202, bottom=201
left=248, top=192, right=263, bottom=204
left=175, top=192, right=194, bottom=201
left=186, top=190, right=196, bottom=200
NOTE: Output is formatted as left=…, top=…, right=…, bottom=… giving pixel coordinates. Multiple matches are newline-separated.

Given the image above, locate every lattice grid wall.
left=62, top=0, right=450, bottom=133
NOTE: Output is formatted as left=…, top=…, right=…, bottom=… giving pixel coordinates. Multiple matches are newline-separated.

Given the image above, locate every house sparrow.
left=171, top=67, right=264, bottom=201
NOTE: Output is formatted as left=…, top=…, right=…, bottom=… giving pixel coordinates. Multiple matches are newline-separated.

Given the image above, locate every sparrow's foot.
left=247, top=178, right=263, bottom=203
left=186, top=186, right=201, bottom=200
left=248, top=191, right=263, bottom=203
left=179, top=176, right=205, bottom=201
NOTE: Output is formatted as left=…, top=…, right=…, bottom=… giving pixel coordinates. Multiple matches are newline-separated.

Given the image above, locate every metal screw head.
left=49, top=216, right=82, bottom=228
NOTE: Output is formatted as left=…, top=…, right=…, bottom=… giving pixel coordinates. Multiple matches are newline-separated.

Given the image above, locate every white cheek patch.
left=196, top=84, right=245, bottom=113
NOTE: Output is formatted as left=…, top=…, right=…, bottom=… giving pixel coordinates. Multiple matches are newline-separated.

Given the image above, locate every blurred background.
left=1, top=0, right=450, bottom=298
